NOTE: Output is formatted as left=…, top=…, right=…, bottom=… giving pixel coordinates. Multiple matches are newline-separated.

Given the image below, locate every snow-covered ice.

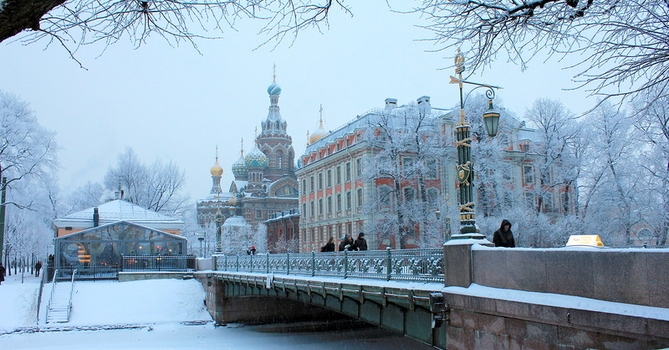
left=0, top=272, right=431, bottom=349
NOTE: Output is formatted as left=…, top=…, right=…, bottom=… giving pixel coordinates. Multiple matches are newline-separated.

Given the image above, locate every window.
left=345, top=162, right=351, bottom=182
left=346, top=192, right=352, bottom=209
left=523, top=165, right=534, bottom=184
left=302, top=179, right=306, bottom=193
left=336, top=194, right=342, bottom=212
left=318, top=199, right=323, bottom=215
left=327, top=196, right=332, bottom=214
left=319, top=227, right=324, bottom=241
left=543, top=192, right=553, bottom=210
left=404, top=187, right=415, bottom=202
left=310, top=176, right=315, bottom=192
left=256, top=210, right=263, bottom=219
left=427, top=188, right=439, bottom=205
left=310, top=202, right=315, bottom=217
left=356, top=158, right=362, bottom=177
left=302, top=203, right=307, bottom=217
left=426, top=158, right=438, bottom=179
left=337, top=224, right=342, bottom=237
left=327, top=169, right=332, bottom=187
left=525, top=192, right=535, bottom=208
left=336, top=166, right=342, bottom=184
left=347, top=223, right=352, bottom=235
left=328, top=226, right=333, bottom=239
left=276, top=150, right=283, bottom=169
left=318, top=173, right=323, bottom=190
left=402, top=157, right=415, bottom=177
left=379, top=186, right=392, bottom=206
left=357, top=189, right=363, bottom=207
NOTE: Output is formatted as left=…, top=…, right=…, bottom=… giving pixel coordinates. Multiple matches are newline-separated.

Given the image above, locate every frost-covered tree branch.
left=0, top=0, right=351, bottom=54
left=415, top=0, right=669, bottom=104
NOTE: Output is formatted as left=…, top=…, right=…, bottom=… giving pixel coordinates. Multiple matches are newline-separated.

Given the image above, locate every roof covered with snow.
left=53, top=199, right=184, bottom=230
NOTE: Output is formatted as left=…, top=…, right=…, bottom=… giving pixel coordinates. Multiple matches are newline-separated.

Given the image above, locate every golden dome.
left=308, top=105, right=328, bottom=144
left=210, top=158, right=224, bottom=177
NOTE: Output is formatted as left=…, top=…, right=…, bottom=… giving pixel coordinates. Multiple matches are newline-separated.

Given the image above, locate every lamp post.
left=215, top=208, right=223, bottom=253
left=449, top=49, right=501, bottom=238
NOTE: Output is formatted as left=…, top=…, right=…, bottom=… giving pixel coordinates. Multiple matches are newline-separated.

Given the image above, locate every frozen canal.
left=0, top=321, right=434, bottom=349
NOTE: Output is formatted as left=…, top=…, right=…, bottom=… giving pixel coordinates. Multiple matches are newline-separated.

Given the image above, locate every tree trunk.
left=0, top=0, right=67, bottom=43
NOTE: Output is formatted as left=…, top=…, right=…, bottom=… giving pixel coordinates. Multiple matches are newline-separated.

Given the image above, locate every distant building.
left=264, top=208, right=300, bottom=253
left=196, top=76, right=299, bottom=252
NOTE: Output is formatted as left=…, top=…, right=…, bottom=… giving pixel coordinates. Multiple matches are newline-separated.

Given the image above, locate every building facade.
left=296, top=96, right=576, bottom=252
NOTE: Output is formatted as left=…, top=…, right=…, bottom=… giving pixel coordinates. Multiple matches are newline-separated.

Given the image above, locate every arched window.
left=276, top=150, right=284, bottom=169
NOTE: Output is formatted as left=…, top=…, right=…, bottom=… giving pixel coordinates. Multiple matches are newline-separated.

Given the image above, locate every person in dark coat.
left=338, top=235, right=354, bottom=252
left=35, top=261, right=43, bottom=277
left=353, top=232, right=368, bottom=251
left=493, top=219, right=515, bottom=248
left=321, top=237, right=336, bottom=252
left=0, top=264, right=5, bottom=285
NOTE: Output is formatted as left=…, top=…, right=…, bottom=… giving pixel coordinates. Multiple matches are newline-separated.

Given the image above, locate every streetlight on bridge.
left=215, top=208, right=223, bottom=253
left=449, top=49, right=502, bottom=239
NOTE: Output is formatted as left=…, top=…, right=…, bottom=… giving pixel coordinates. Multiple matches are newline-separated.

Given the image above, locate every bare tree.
left=362, top=102, right=448, bottom=248
left=631, top=88, right=669, bottom=245
left=579, top=101, right=641, bottom=245
left=64, top=181, right=106, bottom=214
left=415, top=0, right=669, bottom=104
left=0, top=91, right=59, bottom=265
left=103, top=147, right=189, bottom=216
left=1, top=0, right=351, bottom=56
left=524, top=98, right=581, bottom=215
left=0, top=91, right=58, bottom=210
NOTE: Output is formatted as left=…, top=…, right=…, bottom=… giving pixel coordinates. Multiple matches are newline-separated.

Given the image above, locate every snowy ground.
left=0, top=272, right=432, bottom=349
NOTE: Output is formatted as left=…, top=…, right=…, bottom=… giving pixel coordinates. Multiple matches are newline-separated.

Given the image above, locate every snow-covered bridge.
left=195, top=242, right=669, bottom=349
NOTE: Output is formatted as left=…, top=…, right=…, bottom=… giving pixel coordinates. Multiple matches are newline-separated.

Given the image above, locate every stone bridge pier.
left=196, top=272, right=447, bottom=348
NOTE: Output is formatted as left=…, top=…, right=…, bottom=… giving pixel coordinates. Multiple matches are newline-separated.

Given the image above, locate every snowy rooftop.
left=54, top=199, right=183, bottom=227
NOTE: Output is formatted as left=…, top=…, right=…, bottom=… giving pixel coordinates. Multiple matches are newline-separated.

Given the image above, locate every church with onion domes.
left=196, top=75, right=300, bottom=254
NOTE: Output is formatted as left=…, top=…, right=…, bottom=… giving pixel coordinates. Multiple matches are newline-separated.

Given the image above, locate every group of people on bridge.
left=317, top=220, right=514, bottom=253
left=320, top=232, right=367, bottom=252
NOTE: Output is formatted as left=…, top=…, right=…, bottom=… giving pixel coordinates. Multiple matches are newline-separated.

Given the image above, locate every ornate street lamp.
left=215, top=207, right=223, bottom=253
left=449, top=49, right=502, bottom=237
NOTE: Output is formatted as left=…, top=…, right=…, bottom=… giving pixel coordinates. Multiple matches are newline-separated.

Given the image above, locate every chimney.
left=93, top=207, right=100, bottom=227
left=417, top=96, right=431, bottom=115
left=385, top=98, right=398, bottom=111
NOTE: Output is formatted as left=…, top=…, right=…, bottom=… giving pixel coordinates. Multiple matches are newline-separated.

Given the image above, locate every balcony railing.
left=213, top=248, right=443, bottom=283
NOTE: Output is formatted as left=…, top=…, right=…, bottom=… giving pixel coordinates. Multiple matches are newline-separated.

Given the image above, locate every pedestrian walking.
left=35, top=261, right=43, bottom=277
left=493, top=219, right=516, bottom=248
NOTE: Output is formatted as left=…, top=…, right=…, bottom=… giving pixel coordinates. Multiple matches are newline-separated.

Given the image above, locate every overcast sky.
left=0, top=1, right=596, bottom=202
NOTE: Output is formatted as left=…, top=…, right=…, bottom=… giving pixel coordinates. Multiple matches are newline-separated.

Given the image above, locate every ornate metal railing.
left=213, top=248, right=443, bottom=283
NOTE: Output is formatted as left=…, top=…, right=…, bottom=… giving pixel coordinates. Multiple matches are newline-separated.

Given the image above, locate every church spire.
left=209, top=146, right=223, bottom=195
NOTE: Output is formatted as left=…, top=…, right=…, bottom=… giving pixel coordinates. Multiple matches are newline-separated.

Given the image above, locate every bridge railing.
left=213, top=248, right=443, bottom=283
